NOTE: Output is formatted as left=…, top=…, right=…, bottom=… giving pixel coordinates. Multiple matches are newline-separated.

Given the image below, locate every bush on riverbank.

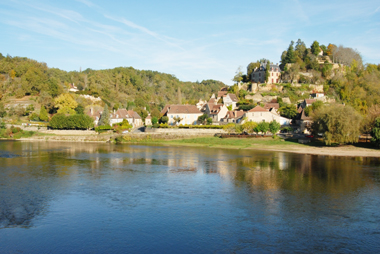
left=49, top=114, right=94, bottom=130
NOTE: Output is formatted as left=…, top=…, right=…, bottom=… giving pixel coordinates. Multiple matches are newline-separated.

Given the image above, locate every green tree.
left=0, top=103, right=7, bottom=118
left=311, top=104, right=362, bottom=145
left=75, top=105, right=85, bottom=115
left=152, top=117, right=158, bottom=125
left=279, top=104, right=297, bottom=119
left=247, top=62, right=260, bottom=79
left=160, top=116, right=169, bottom=124
left=98, top=104, right=110, bottom=126
left=371, top=117, right=380, bottom=147
left=39, top=106, right=49, bottom=121
left=311, top=41, right=321, bottom=56
left=269, top=120, right=281, bottom=135
left=197, top=114, right=208, bottom=124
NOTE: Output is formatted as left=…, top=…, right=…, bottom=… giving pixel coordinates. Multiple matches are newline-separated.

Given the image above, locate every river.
left=1, top=141, right=380, bottom=253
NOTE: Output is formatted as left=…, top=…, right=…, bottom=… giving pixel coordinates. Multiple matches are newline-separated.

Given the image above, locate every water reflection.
left=0, top=141, right=380, bottom=252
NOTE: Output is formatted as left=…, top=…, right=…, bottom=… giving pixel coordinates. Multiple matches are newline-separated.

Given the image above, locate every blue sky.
left=0, top=0, right=379, bottom=85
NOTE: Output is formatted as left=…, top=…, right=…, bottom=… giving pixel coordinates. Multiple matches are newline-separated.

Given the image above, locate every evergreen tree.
left=39, top=106, right=49, bottom=121
left=311, top=41, right=321, bottom=56
left=98, top=104, right=110, bottom=126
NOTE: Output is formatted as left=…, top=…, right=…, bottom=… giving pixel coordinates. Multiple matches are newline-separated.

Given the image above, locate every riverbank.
left=14, top=131, right=380, bottom=157
left=121, top=136, right=380, bottom=158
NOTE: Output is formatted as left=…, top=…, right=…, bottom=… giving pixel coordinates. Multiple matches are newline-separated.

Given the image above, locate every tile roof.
left=128, top=110, right=142, bottom=119
left=264, top=103, right=280, bottom=110
left=218, top=91, right=228, bottom=98
left=248, top=105, right=268, bottom=112
left=227, top=93, right=238, bottom=102
left=305, top=99, right=316, bottom=104
left=110, top=109, right=130, bottom=119
left=166, top=105, right=202, bottom=114
left=224, top=110, right=245, bottom=119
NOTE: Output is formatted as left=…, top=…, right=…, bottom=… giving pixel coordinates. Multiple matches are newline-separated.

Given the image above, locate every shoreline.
left=11, top=134, right=380, bottom=158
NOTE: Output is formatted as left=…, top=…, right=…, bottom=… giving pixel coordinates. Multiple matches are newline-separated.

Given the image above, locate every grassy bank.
left=117, top=135, right=310, bottom=149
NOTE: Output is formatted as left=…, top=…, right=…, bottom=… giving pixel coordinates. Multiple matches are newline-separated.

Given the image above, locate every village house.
left=221, top=110, right=245, bottom=123
left=108, top=109, right=143, bottom=127
left=161, top=105, right=202, bottom=125
left=251, top=61, right=281, bottom=84
left=205, top=103, right=228, bottom=122
left=223, top=93, right=239, bottom=109
left=244, top=105, right=291, bottom=126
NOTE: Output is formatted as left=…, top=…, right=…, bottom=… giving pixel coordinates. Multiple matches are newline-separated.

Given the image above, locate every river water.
left=0, top=141, right=380, bottom=253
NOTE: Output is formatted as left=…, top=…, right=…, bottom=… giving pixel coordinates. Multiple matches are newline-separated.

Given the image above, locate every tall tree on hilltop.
left=311, top=41, right=321, bottom=56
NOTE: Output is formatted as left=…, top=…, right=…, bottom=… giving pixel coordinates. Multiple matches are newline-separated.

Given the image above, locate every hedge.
left=49, top=114, right=94, bottom=130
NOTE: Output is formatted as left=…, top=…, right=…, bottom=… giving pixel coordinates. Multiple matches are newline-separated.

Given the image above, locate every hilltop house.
left=251, top=61, right=281, bottom=84
left=244, top=105, right=291, bottom=126
left=161, top=105, right=202, bottom=125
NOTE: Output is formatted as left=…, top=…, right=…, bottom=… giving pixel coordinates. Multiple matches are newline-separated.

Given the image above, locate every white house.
left=221, top=110, right=245, bottom=123
left=161, top=105, right=203, bottom=125
left=223, top=93, right=239, bottom=109
left=205, top=103, right=228, bottom=122
left=110, top=109, right=142, bottom=127
left=244, top=105, right=291, bottom=126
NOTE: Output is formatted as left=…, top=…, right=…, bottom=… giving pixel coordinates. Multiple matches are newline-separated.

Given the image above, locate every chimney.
left=90, top=107, right=93, bottom=114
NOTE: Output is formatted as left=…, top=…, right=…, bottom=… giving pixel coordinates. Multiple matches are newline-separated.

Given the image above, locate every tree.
left=98, top=104, right=110, bottom=126
left=285, top=41, right=296, bottom=64
left=39, top=106, right=49, bottom=121
left=173, top=116, right=183, bottom=125
left=247, top=62, right=260, bottom=79
left=279, top=104, right=297, bottom=119
left=0, top=103, right=7, bottom=118
left=54, top=94, right=78, bottom=115
left=160, top=116, right=169, bottom=124
left=311, top=104, right=362, bottom=145
left=75, top=105, right=85, bottom=115
left=152, top=117, right=158, bottom=125
left=258, top=121, right=270, bottom=134
left=311, top=41, right=321, bottom=56
left=198, top=114, right=208, bottom=124
left=233, top=66, right=243, bottom=84
left=371, top=117, right=380, bottom=147
left=223, top=123, right=236, bottom=134
left=269, top=120, right=281, bottom=135
left=242, top=121, right=257, bottom=134
left=265, top=62, right=270, bottom=83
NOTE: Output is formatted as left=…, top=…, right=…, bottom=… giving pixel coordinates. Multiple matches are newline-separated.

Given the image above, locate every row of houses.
left=160, top=100, right=292, bottom=127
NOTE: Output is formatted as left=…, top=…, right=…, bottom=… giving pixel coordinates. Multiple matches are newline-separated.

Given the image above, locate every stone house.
left=110, top=109, right=142, bottom=127
left=244, top=106, right=291, bottom=126
left=205, top=103, right=228, bottom=122
left=161, top=105, right=202, bottom=125
left=251, top=61, right=281, bottom=84
left=86, top=108, right=102, bottom=126
left=220, top=110, right=245, bottom=123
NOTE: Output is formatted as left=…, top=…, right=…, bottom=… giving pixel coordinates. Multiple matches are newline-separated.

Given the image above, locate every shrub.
left=49, top=114, right=94, bottom=130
